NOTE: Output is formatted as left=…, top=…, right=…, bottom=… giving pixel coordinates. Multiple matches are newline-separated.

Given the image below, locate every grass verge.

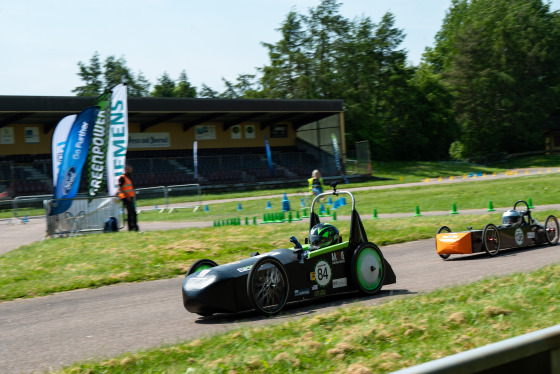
left=56, top=263, right=559, bottom=374
left=0, top=211, right=556, bottom=302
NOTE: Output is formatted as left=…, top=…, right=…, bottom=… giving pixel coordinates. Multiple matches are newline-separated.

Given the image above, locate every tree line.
left=73, top=0, right=560, bottom=162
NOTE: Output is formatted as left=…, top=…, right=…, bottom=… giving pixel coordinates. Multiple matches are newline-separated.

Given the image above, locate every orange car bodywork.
left=436, top=232, right=473, bottom=255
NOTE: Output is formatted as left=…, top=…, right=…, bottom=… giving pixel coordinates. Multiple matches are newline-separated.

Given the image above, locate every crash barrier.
left=134, top=184, right=201, bottom=212
left=11, top=195, right=52, bottom=218
left=390, top=324, right=560, bottom=374
left=44, top=196, right=122, bottom=237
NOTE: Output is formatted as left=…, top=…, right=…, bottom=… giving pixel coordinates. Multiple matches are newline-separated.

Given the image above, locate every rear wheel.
left=351, top=243, right=385, bottom=294
left=247, top=256, right=289, bottom=316
left=437, top=226, right=451, bottom=260
left=483, top=224, right=500, bottom=256
left=545, top=215, right=559, bottom=245
left=186, top=259, right=218, bottom=276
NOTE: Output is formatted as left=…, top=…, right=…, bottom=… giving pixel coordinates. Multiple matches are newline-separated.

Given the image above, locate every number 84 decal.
left=311, top=259, right=332, bottom=287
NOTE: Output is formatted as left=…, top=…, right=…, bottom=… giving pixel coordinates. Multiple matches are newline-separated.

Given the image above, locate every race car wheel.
left=247, top=256, right=289, bottom=316
left=351, top=243, right=385, bottom=294
left=483, top=223, right=500, bottom=256
left=545, top=215, right=559, bottom=245
left=186, top=259, right=218, bottom=277
left=437, top=226, right=451, bottom=260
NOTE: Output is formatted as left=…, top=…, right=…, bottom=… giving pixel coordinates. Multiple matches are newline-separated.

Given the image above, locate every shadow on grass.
left=194, top=288, right=415, bottom=325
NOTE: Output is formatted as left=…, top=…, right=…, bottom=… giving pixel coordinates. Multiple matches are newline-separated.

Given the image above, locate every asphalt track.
left=1, top=172, right=560, bottom=374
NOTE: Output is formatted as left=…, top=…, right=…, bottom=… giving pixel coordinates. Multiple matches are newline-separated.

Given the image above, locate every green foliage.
left=449, top=140, right=465, bottom=160
left=73, top=52, right=151, bottom=97
left=427, top=0, right=560, bottom=158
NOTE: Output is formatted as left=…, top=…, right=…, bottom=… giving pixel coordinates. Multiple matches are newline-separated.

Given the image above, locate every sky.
left=1, top=0, right=560, bottom=97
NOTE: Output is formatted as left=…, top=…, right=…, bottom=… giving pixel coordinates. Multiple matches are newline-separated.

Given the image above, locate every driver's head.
left=502, top=210, right=522, bottom=228
left=309, top=223, right=339, bottom=250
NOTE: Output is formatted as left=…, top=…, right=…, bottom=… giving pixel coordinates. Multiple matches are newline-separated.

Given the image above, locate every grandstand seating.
left=0, top=146, right=340, bottom=197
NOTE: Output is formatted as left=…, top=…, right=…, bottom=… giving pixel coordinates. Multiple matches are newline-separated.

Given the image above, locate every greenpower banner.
left=86, top=83, right=128, bottom=198
left=86, top=91, right=111, bottom=197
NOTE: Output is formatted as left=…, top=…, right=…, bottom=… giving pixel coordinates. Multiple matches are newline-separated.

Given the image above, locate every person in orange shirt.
left=118, top=165, right=139, bottom=231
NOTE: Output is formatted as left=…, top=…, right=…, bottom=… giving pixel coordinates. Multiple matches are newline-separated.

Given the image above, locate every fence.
left=390, top=324, right=560, bottom=374
left=134, top=184, right=201, bottom=212
left=45, top=196, right=122, bottom=237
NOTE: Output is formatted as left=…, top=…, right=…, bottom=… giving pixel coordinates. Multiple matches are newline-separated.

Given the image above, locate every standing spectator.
left=118, top=165, right=139, bottom=231
left=308, top=169, right=325, bottom=196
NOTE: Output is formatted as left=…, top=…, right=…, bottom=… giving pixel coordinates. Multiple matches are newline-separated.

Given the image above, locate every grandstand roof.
left=0, top=96, right=344, bottom=133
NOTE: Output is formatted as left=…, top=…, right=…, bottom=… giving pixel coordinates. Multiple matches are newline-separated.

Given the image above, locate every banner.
left=331, top=133, right=348, bottom=184
left=86, top=92, right=111, bottom=197
left=51, top=106, right=99, bottom=215
left=106, top=84, right=128, bottom=197
left=52, top=114, right=77, bottom=187
left=193, top=140, right=198, bottom=180
left=264, top=134, right=274, bottom=176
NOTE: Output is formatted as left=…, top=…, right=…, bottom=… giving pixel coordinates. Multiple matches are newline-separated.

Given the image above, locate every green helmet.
left=309, top=223, right=339, bottom=250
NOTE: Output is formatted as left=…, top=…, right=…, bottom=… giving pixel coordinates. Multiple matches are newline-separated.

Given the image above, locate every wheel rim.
left=356, top=247, right=383, bottom=291
left=484, top=225, right=500, bottom=255
left=546, top=216, right=559, bottom=244
left=193, top=264, right=213, bottom=273
left=252, top=262, right=287, bottom=313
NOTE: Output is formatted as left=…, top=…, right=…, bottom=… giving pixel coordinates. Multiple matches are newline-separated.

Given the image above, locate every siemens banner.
left=51, top=106, right=98, bottom=215
left=107, top=84, right=128, bottom=197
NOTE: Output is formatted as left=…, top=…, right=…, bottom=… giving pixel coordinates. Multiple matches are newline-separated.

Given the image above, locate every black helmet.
left=309, top=223, right=339, bottom=250
left=502, top=210, right=522, bottom=228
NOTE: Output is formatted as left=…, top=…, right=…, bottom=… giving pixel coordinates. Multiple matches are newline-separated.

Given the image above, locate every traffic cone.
left=266, top=201, right=272, bottom=209
left=528, top=198, right=535, bottom=209
left=487, top=201, right=495, bottom=212
left=414, top=206, right=422, bottom=217
left=450, top=203, right=459, bottom=214
left=373, top=208, right=378, bottom=219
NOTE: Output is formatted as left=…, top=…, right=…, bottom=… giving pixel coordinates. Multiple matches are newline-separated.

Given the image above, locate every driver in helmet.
left=308, top=222, right=339, bottom=251
left=290, top=222, right=340, bottom=257
left=501, top=210, right=522, bottom=228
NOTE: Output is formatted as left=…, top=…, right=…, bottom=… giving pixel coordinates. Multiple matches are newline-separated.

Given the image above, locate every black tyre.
left=437, top=226, right=451, bottom=260
left=247, top=256, right=289, bottom=316
left=545, top=215, right=559, bottom=245
left=186, top=259, right=218, bottom=277
left=351, top=243, right=385, bottom=294
left=483, top=223, right=500, bottom=256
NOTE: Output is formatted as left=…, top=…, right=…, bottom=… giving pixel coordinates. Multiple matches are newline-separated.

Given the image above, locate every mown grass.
left=134, top=173, right=560, bottom=223
left=56, top=263, right=559, bottom=374
left=1, top=210, right=556, bottom=302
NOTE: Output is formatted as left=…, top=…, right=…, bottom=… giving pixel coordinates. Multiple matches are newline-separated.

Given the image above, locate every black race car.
left=436, top=200, right=559, bottom=259
left=182, top=183, right=396, bottom=316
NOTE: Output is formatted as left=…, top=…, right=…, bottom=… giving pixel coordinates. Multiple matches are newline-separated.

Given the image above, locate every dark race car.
left=182, top=183, right=396, bottom=316
left=436, top=200, right=559, bottom=259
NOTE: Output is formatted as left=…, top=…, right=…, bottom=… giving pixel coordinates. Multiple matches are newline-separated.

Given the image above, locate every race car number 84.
left=314, top=260, right=332, bottom=287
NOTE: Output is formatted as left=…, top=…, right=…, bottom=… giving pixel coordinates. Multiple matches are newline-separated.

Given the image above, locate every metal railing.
left=390, top=324, right=560, bottom=374
left=45, top=196, right=122, bottom=237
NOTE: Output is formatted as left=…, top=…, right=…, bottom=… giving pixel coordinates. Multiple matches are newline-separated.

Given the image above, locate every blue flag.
left=51, top=106, right=99, bottom=215
left=265, top=134, right=274, bottom=176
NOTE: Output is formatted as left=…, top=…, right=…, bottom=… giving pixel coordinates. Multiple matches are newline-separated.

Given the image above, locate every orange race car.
left=435, top=200, right=559, bottom=259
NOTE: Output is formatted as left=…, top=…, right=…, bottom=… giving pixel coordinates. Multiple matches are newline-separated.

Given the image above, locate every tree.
left=73, top=52, right=103, bottom=96
left=73, top=52, right=151, bottom=96
left=426, top=0, right=560, bottom=158
left=174, top=70, right=197, bottom=98
left=151, top=72, right=176, bottom=97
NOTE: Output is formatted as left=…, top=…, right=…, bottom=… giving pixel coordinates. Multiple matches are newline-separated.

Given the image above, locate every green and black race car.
left=182, top=183, right=396, bottom=316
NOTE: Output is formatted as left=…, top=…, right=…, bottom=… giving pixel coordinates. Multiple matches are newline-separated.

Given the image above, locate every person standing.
left=308, top=169, right=325, bottom=196
left=118, top=165, right=139, bottom=231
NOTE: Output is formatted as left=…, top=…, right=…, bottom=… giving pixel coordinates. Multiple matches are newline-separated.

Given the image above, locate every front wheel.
left=351, top=243, right=385, bottom=294
left=247, top=256, right=289, bottom=316
left=545, top=215, right=559, bottom=245
left=186, top=259, right=218, bottom=277
left=436, top=226, right=451, bottom=260
left=483, top=224, right=500, bottom=256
